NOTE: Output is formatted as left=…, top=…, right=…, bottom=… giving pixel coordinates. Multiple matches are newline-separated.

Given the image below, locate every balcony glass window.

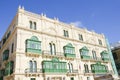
left=100, top=50, right=109, bottom=61
left=64, top=43, right=75, bottom=54
left=42, top=58, right=67, bottom=73
left=80, top=46, right=89, bottom=56
left=26, top=36, right=41, bottom=54
left=91, top=62, right=107, bottom=73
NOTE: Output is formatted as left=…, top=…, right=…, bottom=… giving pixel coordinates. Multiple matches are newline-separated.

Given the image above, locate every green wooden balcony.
left=26, top=48, right=41, bottom=54
left=91, top=70, right=108, bottom=74
left=3, top=56, right=9, bottom=61
left=42, top=69, right=67, bottom=73
left=102, top=58, right=109, bottom=62
left=81, top=55, right=90, bottom=60
left=5, top=61, right=14, bottom=76
left=3, top=50, right=9, bottom=61
left=64, top=53, right=76, bottom=58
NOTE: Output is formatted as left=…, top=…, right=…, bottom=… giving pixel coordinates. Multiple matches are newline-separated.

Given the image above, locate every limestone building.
left=0, top=6, right=119, bottom=80
left=112, top=42, right=120, bottom=75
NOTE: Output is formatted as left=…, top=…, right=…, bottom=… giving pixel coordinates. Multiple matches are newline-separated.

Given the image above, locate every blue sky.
left=0, top=0, right=120, bottom=43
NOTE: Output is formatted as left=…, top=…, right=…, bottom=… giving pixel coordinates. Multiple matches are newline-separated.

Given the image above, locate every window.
left=6, top=31, right=11, bottom=39
left=11, top=43, right=14, bottom=53
left=29, top=60, right=37, bottom=73
left=78, top=34, right=83, bottom=41
left=29, top=21, right=37, bottom=30
left=33, top=22, right=36, bottom=30
left=3, top=50, right=9, bottom=61
left=33, top=61, right=37, bottom=72
left=29, top=61, right=33, bottom=72
left=98, top=39, right=102, bottom=45
left=31, top=78, right=36, bottom=80
left=84, top=64, right=89, bottom=73
left=63, top=77, right=65, bottom=80
left=68, top=63, right=73, bottom=73
left=63, top=30, right=69, bottom=37
left=49, top=43, right=56, bottom=55
left=5, top=61, right=14, bottom=76
left=87, top=77, right=90, bottom=80
left=3, top=38, right=6, bottom=45
left=92, top=50, right=97, bottom=60
left=29, top=21, right=32, bottom=29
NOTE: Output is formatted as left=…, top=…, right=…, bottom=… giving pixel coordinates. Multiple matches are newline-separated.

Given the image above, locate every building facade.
left=0, top=6, right=118, bottom=80
left=112, top=42, right=120, bottom=75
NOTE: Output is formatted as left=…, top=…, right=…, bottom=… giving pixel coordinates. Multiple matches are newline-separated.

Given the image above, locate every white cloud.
left=70, top=21, right=84, bottom=27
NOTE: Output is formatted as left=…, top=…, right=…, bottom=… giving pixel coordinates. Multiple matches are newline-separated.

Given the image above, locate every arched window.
left=33, top=22, right=36, bottom=30
left=3, top=49, right=9, bottom=61
left=49, top=42, right=56, bottom=55
left=33, top=61, right=37, bottom=72
left=53, top=44, right=56, bottom=55
left=11, top=43, right=14, bottom=53
left=49, top=43, right=52, bottom=55
left=29, top=21, right=37, bottom=30
left=29, top=21, right=32, bottom=29
left=68, top=63, right=73, bottom=73
left=29, top=60, right=37, bottom=73
left=84, top=64, right=89, bottom=73
left=92, top=50, right=97, bottom=60
left=29, top=61, right=33, bottom=72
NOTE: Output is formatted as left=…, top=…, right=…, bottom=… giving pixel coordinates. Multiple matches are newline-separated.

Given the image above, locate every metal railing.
left=42, top=50, right=64, bottom=56
left=83, top=70, right=93, bottom=74
left=25, top=68, right=42, bottom=73
left=90, top=57, right=102, bottom=61
left=67, top=69, right=78, bottom=73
